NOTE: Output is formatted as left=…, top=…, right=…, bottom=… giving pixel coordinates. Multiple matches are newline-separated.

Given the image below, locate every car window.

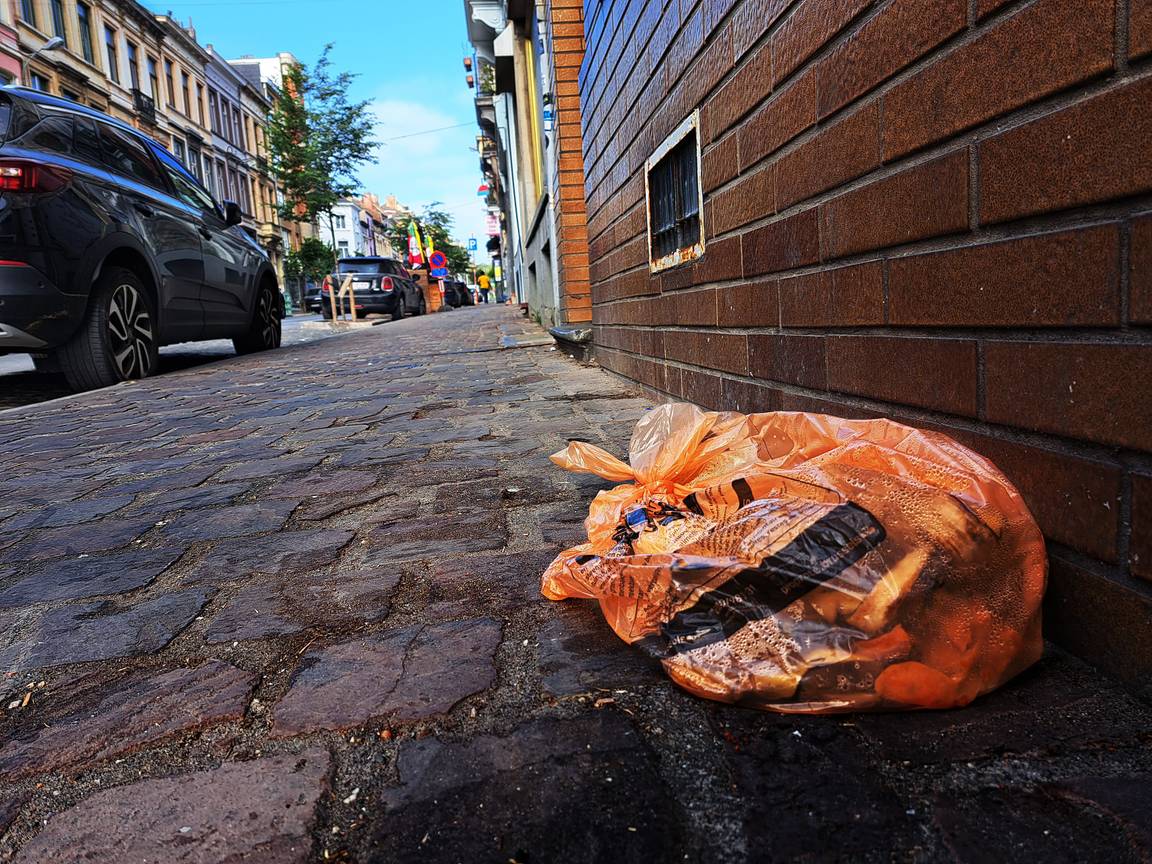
left=72, top=116, right=103, bottom=165
left=6, top=111, right=73, bottom=155
left=0, top=98, right=10, bottom=141
left=151, top=144, right=218, bottom=214
left=97, top=122, right=166, bottom=190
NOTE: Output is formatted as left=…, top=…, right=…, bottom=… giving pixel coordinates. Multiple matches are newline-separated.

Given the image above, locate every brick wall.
left=578, top=0, right=1152, bottom=685
left=545, top=0, right=594, bottom=324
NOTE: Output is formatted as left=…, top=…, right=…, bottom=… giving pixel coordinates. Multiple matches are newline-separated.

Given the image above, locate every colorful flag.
left=407, top=221, right=425, bottom=266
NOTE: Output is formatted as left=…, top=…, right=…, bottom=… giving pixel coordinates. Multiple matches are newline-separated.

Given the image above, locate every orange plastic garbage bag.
left=541, top=404, right=1046, bottom=713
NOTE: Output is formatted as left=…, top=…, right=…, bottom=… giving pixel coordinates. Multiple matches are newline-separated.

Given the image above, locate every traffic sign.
left=467, top=237, right=478, bottom=252
left=477, top=184, right=490, bottom=197
left=429, top=250, right=448, bottom=278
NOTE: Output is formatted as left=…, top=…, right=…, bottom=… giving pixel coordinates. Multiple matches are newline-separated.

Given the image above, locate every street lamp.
left=20, top=37, right=65, bottom=89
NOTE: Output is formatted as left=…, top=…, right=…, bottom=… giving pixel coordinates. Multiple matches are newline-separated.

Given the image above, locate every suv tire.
left=234, top=282, right=282, bottom=355
left=58, top=266, right=158, bottom=392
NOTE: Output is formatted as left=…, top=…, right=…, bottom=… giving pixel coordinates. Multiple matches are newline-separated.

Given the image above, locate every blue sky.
left=139, top=0, right=487, bottom=247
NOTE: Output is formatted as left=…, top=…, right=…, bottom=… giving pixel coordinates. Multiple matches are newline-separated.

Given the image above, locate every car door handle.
left=134, top=202, right=155, bottom=217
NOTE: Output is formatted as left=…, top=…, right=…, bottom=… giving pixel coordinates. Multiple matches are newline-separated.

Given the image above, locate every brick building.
left=578, top=0, right=1152, bottom=683
left=464, top=0, right=592, bottom=325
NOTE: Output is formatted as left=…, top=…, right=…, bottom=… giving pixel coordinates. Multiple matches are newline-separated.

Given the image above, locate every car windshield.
left=338, top=260, right=393, bottom=275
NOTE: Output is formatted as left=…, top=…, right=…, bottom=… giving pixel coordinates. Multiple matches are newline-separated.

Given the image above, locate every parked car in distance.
left=441, top=280, right=474, bottom=308
left=0, top=87, right=282, bottom=391
left=320, top=257, right=425, bottom=320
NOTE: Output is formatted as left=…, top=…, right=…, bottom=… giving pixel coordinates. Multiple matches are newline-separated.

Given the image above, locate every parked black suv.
left=318, top=257, right=425, bottom=320
left=0, top=87, right=281, bottom=391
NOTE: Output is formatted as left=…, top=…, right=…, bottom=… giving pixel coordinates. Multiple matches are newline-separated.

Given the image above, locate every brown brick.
left=694, top=234, right=743, bottom=282
left=1044, top=556, right=1152, bottom=687
left=778, top=261, right=884, bottom=326
left=1131, top=213, right=1152, bottom=324
left=741, top=208, right=820, bottom=275
left=820, top=151, right=969, bottom=259
left=883, top=0, right=1113, bottom=160
left=1133, top=0, right=1152, bottom=58
left=738, top=71, right=817, bottom=167
left=720, top=377, right=784, bottom=412
left=685, top=26, right=735, bottom=110
left=815, top=0, right=966, bottom=119
left=942, top=430, right=1122, bottom=562
left=670, top=287, right=719, bottom=326
left=748, top=333, right=827, bottom=388
left=887, top=226, right=1122, bottom=327
left=826, top=336, right=979, bottom=415
left=677, top=365, right=725, bottom=408
left=718, top=280, right=780, bottom=326
left=980, top=77, right=1152, bottom=224
left=702, top=132, right=740, bottom=192
left=731, top=0, right=791, bottom=58
left=773, top=0, right=872, bottom=84
left=665, top=330, right=749, bottom=375
left=667, top=6, right=705, bottom=89
left=704, top=40, right=773, bottom=140
left=984, top=342, right=1152, bottom=451
left=1133, top=473, right=1152, bottom=580
left=776, top=101, right=881, bottom=208
left=976, top=0, right=1015, bottom=17
left=712, top=164, right=776, bottom=234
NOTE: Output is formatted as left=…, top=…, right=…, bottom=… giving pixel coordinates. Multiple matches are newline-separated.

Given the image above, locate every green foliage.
left=266, top=45, right=377, bottom=225
left=284, top=238, right=337, bottom=282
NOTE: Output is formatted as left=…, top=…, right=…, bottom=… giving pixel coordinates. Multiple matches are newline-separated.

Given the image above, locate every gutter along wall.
left=577, top=0, right=1152, bottom=687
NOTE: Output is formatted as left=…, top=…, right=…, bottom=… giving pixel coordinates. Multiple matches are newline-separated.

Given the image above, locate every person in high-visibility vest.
left=477, top=272, right=491, bottom=304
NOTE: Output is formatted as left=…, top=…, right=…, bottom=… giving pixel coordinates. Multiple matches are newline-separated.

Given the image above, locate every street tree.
left=284, top=237, right=337, bottom=282
left=266, top=45, right=376, bottom=262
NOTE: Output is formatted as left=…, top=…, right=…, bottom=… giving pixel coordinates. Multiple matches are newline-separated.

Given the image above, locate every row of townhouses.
left=463, top=0, right=1152, bottom=687
left=0, top=0, right=402, bottom=288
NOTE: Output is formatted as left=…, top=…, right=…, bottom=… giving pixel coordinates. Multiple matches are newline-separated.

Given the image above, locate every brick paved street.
left=0, top=306, right=1149, bottom=863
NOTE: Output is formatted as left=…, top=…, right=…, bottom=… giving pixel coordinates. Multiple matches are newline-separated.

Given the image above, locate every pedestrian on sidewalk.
left=478, top=272, right=491, bottom=304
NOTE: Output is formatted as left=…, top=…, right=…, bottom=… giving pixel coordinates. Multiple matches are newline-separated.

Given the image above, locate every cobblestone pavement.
left=0, top=306, right=1149, bottom=863
left=0, top=313, right=345, bottom=411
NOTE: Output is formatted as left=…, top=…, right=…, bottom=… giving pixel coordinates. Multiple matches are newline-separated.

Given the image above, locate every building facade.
left=0, top=2, right=21, bottom=83
left=464, top=0, right=591, bottom=327
left=316, top=196, right=395, bottom=260
left=576, top=0, right=1152, bottom=683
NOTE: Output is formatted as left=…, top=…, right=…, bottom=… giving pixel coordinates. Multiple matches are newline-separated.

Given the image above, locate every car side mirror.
left=222, top=201, right=242, bottom=227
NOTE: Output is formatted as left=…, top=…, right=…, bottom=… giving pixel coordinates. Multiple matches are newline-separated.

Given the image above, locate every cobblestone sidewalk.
left=0, top=306, right=1149, bottom=863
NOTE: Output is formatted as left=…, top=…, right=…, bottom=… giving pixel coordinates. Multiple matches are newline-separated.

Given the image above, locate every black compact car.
left=0, top=87, right=281, bottom=391
left=319, top=257, right=425, bottom=320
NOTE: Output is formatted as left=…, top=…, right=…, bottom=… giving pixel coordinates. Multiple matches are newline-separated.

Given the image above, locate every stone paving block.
left=0, top=547, right=185, bottom=608
left=94, top=466, right=221, bottom=496
left=853, top=652, right=1152, bottom=764
left=538, top=605, right=665, bottom=696
left=295, top=490, right=412, bottom=522
left=362, top=511, right=507, bottom=563
left=933, top=786, right=1141, bottom=864
left=139, top=482, right=252, bottom=514
left=273, top=618, right=502, bottom=735
left=0, top=496, right=135, bottom=531
left=156, top=499, right=298, bottom=542
left=366, top=714, right=690, bottom=863
left=0, top=589, right=208, bottom=670
left=183, top=529, right=354, bottom=585
left=210, top=454, right=324, bottom=482
left=711, top=706, right=917, bottom=861
left=431, top=475, right=568, bottom=510
left=429, top=549, right=554, bottom=613
left=0, top=794, right=25, bottom=835
left=328, top=444, right=429, bottom=468
left=204, top=567, right=399, bottom=642
left=264, top=467, right=380, bottom=499
left=1056, top=775, right=1152, bottom=854
left=0, top=517, right=156, bottom=562
left=16, top=749, right=330, bottom=863
left=0, top=660, right=254, bottom=778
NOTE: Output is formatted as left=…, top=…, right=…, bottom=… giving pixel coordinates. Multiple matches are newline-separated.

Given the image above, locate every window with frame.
left=645, top=111, right=703, bottom=271
left=28, top=72, right=49, bottom=92
left=164, top=60, right=175, bottom=107
left=147, top=56, right=158, bottom=99
left=333, top=214, right=346, bottom=229
left=20, top=0, right=36, bottom=28
left=126, top=41, right=140, bottom=91
left=180, top=72, right=190, bottom=116
left=50, top=0, right=67, bottom=42
left=76, top=3, right=94, bottom=64
left=196, top=84, right=205, bottom=126
left=104, top=27, right=119, bottom=84
left=208, top=89, right=220, bottom=133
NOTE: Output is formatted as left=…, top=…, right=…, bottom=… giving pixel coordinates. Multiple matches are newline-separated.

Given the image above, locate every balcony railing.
left=132, top=89, right=157, bottom=125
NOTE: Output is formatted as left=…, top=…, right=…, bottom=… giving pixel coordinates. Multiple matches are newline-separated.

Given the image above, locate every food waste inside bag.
left=541, top=404, right=1047, bottom=713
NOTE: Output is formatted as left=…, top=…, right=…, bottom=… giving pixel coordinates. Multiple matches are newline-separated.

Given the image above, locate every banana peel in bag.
left=541, top=404, right=1046, bottom=713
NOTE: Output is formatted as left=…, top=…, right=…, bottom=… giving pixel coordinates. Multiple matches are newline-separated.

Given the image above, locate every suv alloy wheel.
left=57, top=266, right=158, bottom=391
left=234, top=282, right=282, bottom=354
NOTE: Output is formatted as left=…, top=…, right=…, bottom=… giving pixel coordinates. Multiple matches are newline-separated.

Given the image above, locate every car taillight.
left=381, top=276, right=394, bottom=292
left=0, top=160, right=71, bottom=193
left=0, top=259, right=30, bottom=267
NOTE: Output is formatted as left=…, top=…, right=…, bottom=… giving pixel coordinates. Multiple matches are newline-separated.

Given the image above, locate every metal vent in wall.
left=645, top=110, right=704, bottom=273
